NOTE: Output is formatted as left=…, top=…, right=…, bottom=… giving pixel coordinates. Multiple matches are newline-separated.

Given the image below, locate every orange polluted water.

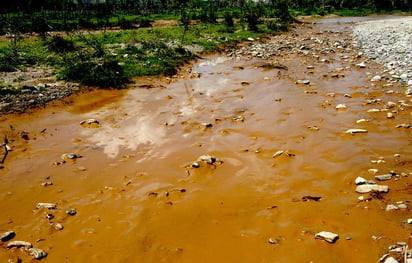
left=0, top=21, right=411, bottom=263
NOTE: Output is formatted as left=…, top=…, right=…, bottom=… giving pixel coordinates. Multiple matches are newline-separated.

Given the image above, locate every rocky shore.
left=353, top=16, right=412, bottom=88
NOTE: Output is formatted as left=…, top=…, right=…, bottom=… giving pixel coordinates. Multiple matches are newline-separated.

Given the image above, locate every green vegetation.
left=0, top=0, right=410, bottom=89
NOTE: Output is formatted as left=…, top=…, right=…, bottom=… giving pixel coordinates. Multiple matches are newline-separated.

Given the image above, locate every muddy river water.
left=0, top=18, right=411, bottom=262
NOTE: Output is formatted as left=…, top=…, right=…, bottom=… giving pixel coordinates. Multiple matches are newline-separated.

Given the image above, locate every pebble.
left=386, top=112, right=395, bottom=119
left=315, top=231, right=339, bottom=243
left=336, top=104, right=347, bottom=110
left=355, top=184, right=389, bottom=194
left=296, top=79, right=311, bottom=85
left=50, top=222, right=64, bottom=230
left=7, top=240, right=33, bottom=249
left=36, top=203, right=56, bottom=210
left=407, top=218, right=412, bottom=224
left=371, top=75, right=382, bottom=82
left=345, top=129, right=368, bottom=134
left=66, top=208, right=77, bottom=216
left=28, top=247, right=48, bottom=260
left=198, top=155, right=219, bottom=165
left=356, top=62, right=366, bottom=68
left=0, top=231, right=15, bottom=242
left=61, top=153, right=79, bottom=160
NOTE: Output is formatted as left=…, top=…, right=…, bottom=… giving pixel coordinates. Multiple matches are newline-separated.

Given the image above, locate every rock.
left=345, top=129, right=368, bottom=134
left=386, top=204, right=399, bottom=211
left=80, top=119, right=100, bottom=127
left=7, top=241, right=33, bottom=249
left=198, top=155, right=218, bottom=165
left=407, top=218, right=412, bottom=224
left=272, top=150, right=284, bottom=158
left=355, top=177, right=367, bottom=185
left=355, top=184, right=389, bottom=194
left=371, top=75, right=382, bottom=82
left=268, top=237, right=279, bottom=244
left=368, top=169, right=379, bottom=175
left=356, top=62, right=366, bottom=68
left=398, top=204, right=408, bottom=209
left=375, top=174, right=392, bottom=181
left=50, top=222, right=64, bottom=230
left=36, top=203, right=56, bottom=209
left=356, top=119, right=370, bottom=123
left=367, top=109, right=380, bottom=113
left=66, top=208, right=77, bottom=216
left=28, top=248, right=48, bottom=260
left=386, top=112, right=395, bottom=119
left=315, top=231, right=339, bottom=243
left=336, top=104, right=347, bottom=110
left=61, top=153, right=79, bottom=160
left=191, top=162, right=200, bottom=168
left=384, top=257, right=399, bottom=263
left=296, top=79, right=310, bottom=85
left=0, top=231, right=15, bottom=242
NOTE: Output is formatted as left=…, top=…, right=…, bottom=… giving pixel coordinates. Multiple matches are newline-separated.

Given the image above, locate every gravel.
left=352, top=17, right=412, bottom=86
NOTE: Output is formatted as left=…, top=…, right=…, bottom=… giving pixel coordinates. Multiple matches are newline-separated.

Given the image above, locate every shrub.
left=59, top=57, right=129, bottom=89
left=0, top=52, right=19, bottom=72
left=46, top=36, right=76, bottom=53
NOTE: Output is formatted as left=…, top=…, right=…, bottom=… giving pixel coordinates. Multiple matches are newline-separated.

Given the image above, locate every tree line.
left=1, top=0, right=411, bottom=14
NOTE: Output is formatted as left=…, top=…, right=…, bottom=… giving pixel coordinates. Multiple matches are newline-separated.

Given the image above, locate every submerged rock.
left=296, top=79, right=311, bottom=85
left=345, top=129, right=368, bottom=134
left=28, top=247, right=48, bottom=260
left=36, top=203, right=56, bottom=209
left=315, top=231, right=339, bottom=243
left=7, top=240, right=33, bottom=249
left=375, top=174, right=392, bottom=181
left=0, top=231, right=15, bottom=242
left=356, top=184, right=389, bottom=193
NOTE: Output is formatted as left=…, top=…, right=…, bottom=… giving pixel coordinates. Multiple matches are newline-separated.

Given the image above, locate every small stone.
left=356, top=62, right=366, bottom=68
left=0, top=231, right=15, bottom=242
left=345, top=129, right=368, bottom=134
left=386, top=204, right=399, bottom=211
left=407, top=218, right=412, bottom=224
left=66, top=208, right=77, bottom=216
left=398, top=204, right=407, bottom=209
left=61, top=153, right=79, bottom=160
left=198, top=155, right=218, bottom=165
left=356, top=119, right=370, bottom=123
left=336, top=104, right=347, bottom=110
left=375, top=174, right=392, bottom=181
left=356, top=184, right=389, bottom=194
left=7, top=241, right=33, bottom=249
left=315, top=231, right=339, bottom=243
left=268, top=237, right=279, bottom=244
left=371, top=75, right=382, bottom=82
left=367, top=109, right=380, bottom=113
left=272, top=150, right=284, bottom=158
left=355, top=177, right=367, bottom=185
left=28, top=247, right=48, bottom=260
left=296, top=79, right=310, bottom=85
left=50, top=222, right=64, bottom=230
left=191, top=162, right=200, bottom=168
left=80, top=119, right=100, bottom=127
left=36, top=203, right=56, bottom=210
left=387, top=112, right=395, bottom=119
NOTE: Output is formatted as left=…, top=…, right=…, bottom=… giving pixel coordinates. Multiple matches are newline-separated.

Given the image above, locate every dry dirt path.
left=0, top=18, right=411, bottom=262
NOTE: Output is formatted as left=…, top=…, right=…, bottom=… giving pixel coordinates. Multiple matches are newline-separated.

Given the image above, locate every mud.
left=0, top=19, right=411, bottom=262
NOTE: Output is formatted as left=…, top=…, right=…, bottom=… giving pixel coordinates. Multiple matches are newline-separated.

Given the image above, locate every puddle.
left=0, top=18, right=411, bottom=263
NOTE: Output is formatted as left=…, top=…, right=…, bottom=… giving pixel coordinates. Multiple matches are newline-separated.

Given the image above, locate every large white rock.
left=355, top=184, right=389, bottom=194
left=384, top=257, right=399, bottom=263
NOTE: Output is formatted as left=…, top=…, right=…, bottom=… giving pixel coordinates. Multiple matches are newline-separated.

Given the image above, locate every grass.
left=0, top=19, right=282, bottom=88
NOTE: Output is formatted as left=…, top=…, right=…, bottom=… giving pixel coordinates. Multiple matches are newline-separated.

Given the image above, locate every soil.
left=0, top=19, right=411, bottom=263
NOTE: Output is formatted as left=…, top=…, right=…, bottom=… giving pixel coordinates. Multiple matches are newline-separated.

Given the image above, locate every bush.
left=59, top=57, right=129, bottom=89
left=46, top=36, right=76, bottom=53
left=0, top=52, right=19, bottom=72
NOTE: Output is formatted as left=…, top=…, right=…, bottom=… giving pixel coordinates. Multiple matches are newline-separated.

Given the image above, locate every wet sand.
left=0, top=19, right=411, bottom=262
